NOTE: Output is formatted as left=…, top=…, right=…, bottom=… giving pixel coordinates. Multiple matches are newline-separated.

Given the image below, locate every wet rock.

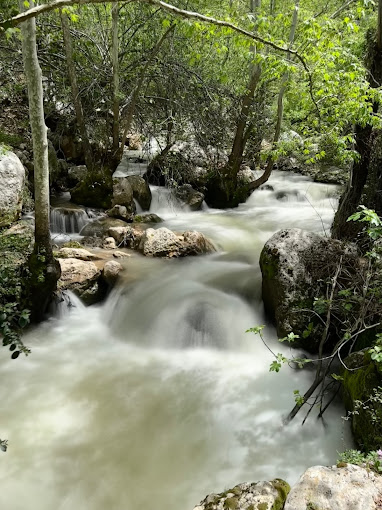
left=139, top=227, right=216, bottom=258
left=194, top=479, right=290, bottom=510
left=112, top=176, right=136, bottom=213
left=174, top=184, right=204, bottom=211
left=107, top=204, right=134, bottom=222
left=133, top=213, right=163, bottom=224
left=125, top=175, right=152, bottom=210
left=58, top=258, right=104, bottom=305
left=108, top=225, right=144, bottom=249
left=102, top=260, right=123, bottom=286
left=284, top=464, right=382, bottom=510
left=80, top=217, right=129, bottom=237
left=56, top=247, right=99, bottom=261
left=113, top=250, right=131, bottom=259
left=103, top=237, right=117, bottom=250
left=71, top=168, right=113, bottom=209
left=0, top=151, right=25, bottom=227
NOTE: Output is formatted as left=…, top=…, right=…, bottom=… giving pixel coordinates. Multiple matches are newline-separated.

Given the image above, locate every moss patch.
left=343, top=359, right=382, bottom=450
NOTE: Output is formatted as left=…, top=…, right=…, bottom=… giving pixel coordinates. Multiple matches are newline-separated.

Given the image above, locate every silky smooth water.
left=0, top=171, right=351, bottom=510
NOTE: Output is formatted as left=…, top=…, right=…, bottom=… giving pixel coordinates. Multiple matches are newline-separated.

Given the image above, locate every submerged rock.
left=0, top=151, right=25, bottom=227
left=194, top=479, right=290, bottom=510
left=284, top=464, right=382, bottom=510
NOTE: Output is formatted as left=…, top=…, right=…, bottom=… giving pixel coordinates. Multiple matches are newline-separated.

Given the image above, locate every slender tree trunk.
left=60, top=10, right=94, bottom=171
left=111, top=2, right=120, bottom=153
left=223, top=0, right=262, bottom=187
left=18, top=0, right=60, bottom=320
left=248, top=0, right=300, bottom=192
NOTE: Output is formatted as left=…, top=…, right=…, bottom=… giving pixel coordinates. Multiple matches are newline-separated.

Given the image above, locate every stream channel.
left=0, top=170, right=353, bottom=509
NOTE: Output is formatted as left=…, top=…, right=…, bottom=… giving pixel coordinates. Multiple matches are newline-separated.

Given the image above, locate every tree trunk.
left=248, top=0, right=300, bottom=193
left=332, top=0, right=382, bottom=240
left=60, top=9, right=94, bottom=171
left=111, top=2, right=120, bottom=153
left=18, top=0, right=60, bottom=321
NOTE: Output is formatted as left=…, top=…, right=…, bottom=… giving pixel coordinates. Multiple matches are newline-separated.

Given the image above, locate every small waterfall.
left=50, top=207, right=90, bottom=235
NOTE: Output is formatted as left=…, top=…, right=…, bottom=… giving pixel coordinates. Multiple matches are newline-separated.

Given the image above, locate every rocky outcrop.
left=175, top=184, right=205, bottom=211
left=260, top=228, right=358, bottom=351
left=139, top=228, right=215, bottom=258
left=0, top=151, right=25, bottom=227
left=194, top=479, right=290, bottom=510
left=58, top=258, right=104, bottom=305
left=284, top=464, right=382, bottom=510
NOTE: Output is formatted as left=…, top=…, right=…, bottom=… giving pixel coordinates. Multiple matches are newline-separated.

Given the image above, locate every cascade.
left=0, top=171, right=351, bottom=510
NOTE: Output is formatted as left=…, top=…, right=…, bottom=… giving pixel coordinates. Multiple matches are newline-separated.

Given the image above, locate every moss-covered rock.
left=71, top=167, right=113, bottom=209
left=193, top=480, right=290, bottom=510
left=260, top=228, right=359, bottom=352
left=343, top=352, right=382, bottom=451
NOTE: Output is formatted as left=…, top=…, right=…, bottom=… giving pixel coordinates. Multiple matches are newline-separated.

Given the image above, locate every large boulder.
left=174, top=184, right=204, bottom=211
left=67, top=165, right=88, bottom=187
left=58, top=258, right=104, bottom=305
left=284, top=464, right=382, bottom=510
left=260, top=228, right=358, bottom=351
left=125, top=175, right=152, bottom=210
left=194, top=479, right=290, bottom=510
left=139, top=227, right=216, bottom=258
left=0, top=151, right=25, bottom=227
left=112, top=176, right=136, bottom=213
left=71, top=168, right=113, bottom=209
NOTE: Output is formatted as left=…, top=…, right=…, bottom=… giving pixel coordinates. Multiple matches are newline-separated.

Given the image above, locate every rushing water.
left=0, top=171, right=352, bottom=510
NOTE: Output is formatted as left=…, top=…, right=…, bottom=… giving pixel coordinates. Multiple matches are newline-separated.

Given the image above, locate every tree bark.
left=18, top=0, right=60, bottom=320
left=111, top=2, right=120, bottom=153
left=60, top=9, right=94, bottom=171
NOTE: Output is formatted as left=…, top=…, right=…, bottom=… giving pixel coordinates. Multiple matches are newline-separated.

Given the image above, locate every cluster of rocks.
left=193, top=464, right=382, bottom=510
left=55, top=226, right=215, bottom=304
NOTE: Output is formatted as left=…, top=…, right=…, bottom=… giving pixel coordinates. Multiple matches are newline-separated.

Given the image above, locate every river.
left=0, top=171, right=352, bottom=510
